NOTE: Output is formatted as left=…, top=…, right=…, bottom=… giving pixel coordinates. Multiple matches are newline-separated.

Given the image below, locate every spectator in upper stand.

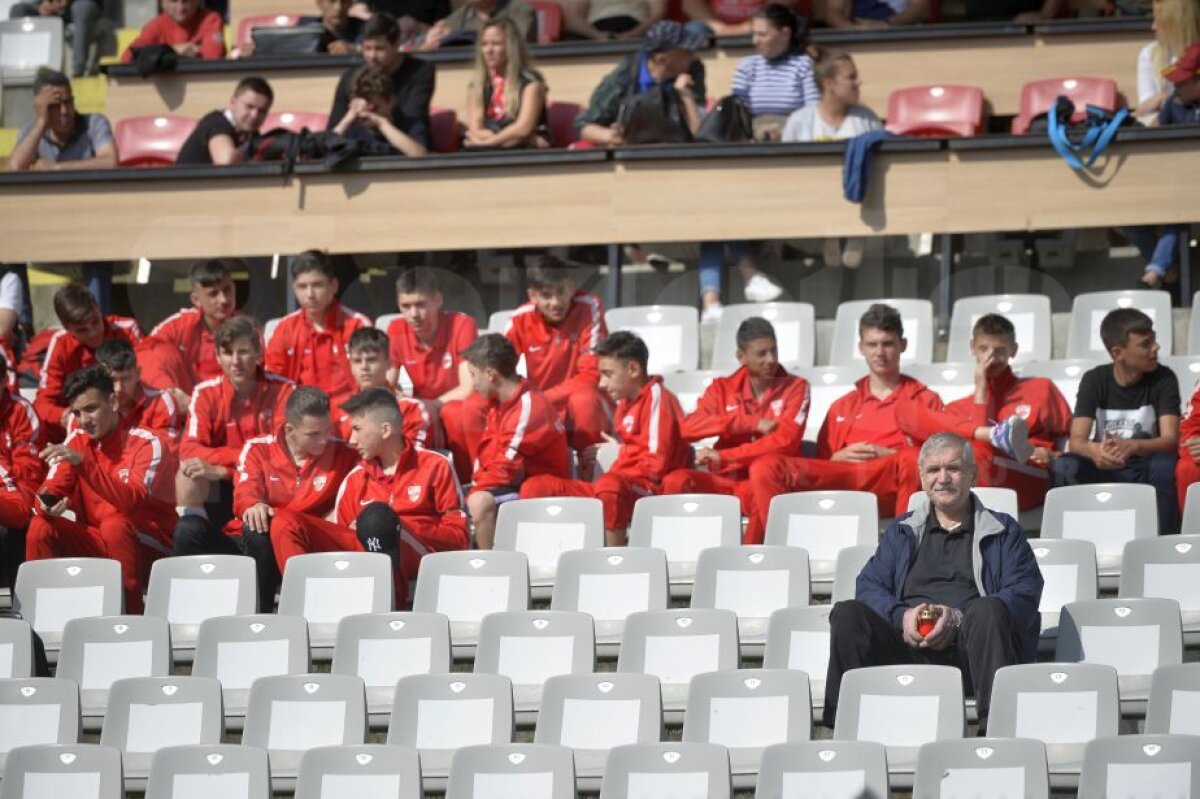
left=11, top=0, right=110, bottom=78
left=682, top=0, right=796, bottom=37
left=556, top=0, right=666, bottom=41
left=421, top=0, right=536, bottom=50
left=1158, top=40, right=1200, bottom=122
left=331, top=65, right=429, bottom=155
left=300, top=0, right=364, bottom=53
left=575, top=20, right=708, bottom=146
left=463, top=19, right=549, bottom=149
left=35, top=283, right=143, bottom=442
left=11, top=69, right=117, bottom=172
left=175, top=77, right=274, bottom=166
left=963, top=0, right=1064, bottom=22
left=120, top=0, right=225, bottom=62
left=1051, top=308, right=1181, bottom=534
left=1134, top=0, right=1200, bottom=122
left=328, top=13, right=434, bottom=151
left=824, top=0, right=929, bottom=28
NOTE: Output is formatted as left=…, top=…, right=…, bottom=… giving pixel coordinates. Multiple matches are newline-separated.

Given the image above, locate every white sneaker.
left=743, top=273, right=783, bottom=303
left=701, top=303, right=724, bottom=323
left=842, top=237, right=865, bottom=269
left=823, top=237, right=843, bottom=268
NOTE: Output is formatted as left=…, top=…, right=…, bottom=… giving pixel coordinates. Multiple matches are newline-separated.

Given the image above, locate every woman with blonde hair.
left=1135, top=0, right=1200, bottom=120
left=464, top=18, right=550, bottom=148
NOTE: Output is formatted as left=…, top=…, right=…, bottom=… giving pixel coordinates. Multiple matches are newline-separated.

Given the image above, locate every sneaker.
left=842, top=238, right=865, bottom=269
left=701, top=303, right=724, bottom=324
left=743, top=272, right=783, bottom=303
left=646, top=253, right=672, bottom=272
left=823, top=237, right=843, bottom=268
left=990, top=415, right=1033, bottom=463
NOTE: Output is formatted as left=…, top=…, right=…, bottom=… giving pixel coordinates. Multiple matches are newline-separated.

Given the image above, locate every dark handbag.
left=695, top=94, right=753, bottom=143
left=250, top=24, right=326, bottom=56
left=618, top=83, right=692, bottom=145
left=249, top=128, right=394, bottom=173
left=130, top=44, right=178, bottom=77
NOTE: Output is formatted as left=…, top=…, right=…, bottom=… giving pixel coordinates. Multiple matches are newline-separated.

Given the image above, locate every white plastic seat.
left=616, top=609, right=739, bottom=719
left=662, top=371, right=721, bottom=415
left=903, top=362, right=975, bottom=405
left=711, top=303, right=816, bottom=371
left=0, top=743, right=122, bottom=799
left=330, top=611, right=450, bottom=722
left=599, top=742, right=731, bottom=799
left=0, top=678, right=79, bottom=773
left=145, top=744, right=271, bottom=799
left=627, top=494, right=742, bottom=597
left=681, top=669, right=812, bottom=789
left=374, top=312, right=402, bottom=331
left=1145, top=663, right=1200, bottom=735
left=764, top=491, right=878, bottom=592
left=1156, top=354, right=1200, bottom=402
left=262, top=317, right=282, bottom=345
left=792, top=365, right=869, bottom=452
left=913, top=737, right=1049, bottom=799
left=387, top=673, right=514, bottom=790
left=0, top=17, right=64, bottom=81
left=1183, top=482, right=1200, bottom=534
left=831, top=545, right=875, bottom=604
left=1030, top=538, right=1098, bottom=648
left=1056, top=597, right=1184, bottom=712
left=690, top=546, right=810, bottom=653
left=242, top=674, right=367, bottom=790
left=446, top=743, right=576, bottom=799
left=99, top=676, right=223, bottom=790
left=606, top=305, right=699, bottom=374
left=488, top=309, right=514, bottom=334
left=1066, top=289, right=1173, bottom=359
left=755, top=740, right=888, bottom=799
left=832, top=664, right=965, bottom=785
left=829, top=299, right=934, bottom=366
left=494, top=497, right=604, bottom=598
left=1119, top=534, right=1200, bottom=638
left=0, top=617, right=33, bottom=678
left=474, top=610, right=595, bottom=720
left=278, top=552, right=394, bottom=657
left=1040, top=483, right=1159, bottom=589
left=13, top=557, right=122, bottom=659
left=534, top=672, right=662, bottom=791
left=144, top=555, right=258, bottom=663
left=908, top=487, right=1020, bottom=519
left=294, top=744, right=422, bottom=799
left=551, top=547, right=669, bottom=657
left=947, top=294, right=1053, bottom=363
left=1079, top=734, right=1200, bottom=797
left=412, top=550, right=530, bottom=657
left=1189, top=290, right=1200, bottom=355
left=56, top=615, right=171, bottom=729
left=1013, top=358, right=1102, bottom=410
left=762, top=606, right=833, bottom=716
left=192, top=613, right=309, bottom=726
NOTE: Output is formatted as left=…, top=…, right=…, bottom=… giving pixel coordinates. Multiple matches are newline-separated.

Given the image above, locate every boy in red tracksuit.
left=266, top=251, right=372, bottom=412
left=342, top=328, right=437, bottom=451
left=327, top=388, right=469, bottom=606
left=177, top=316, right=295, bottom=523
left=521, top=331, right=688, bottom=546
left=1177, top=379, right=1200, bottom=512
left=0, top=355, right=43, bottom=491
left=661, top=317, right=810, bottom=543
left=745, top=304, right=943, bottom=541
left=28, top=366, right=178, bottom=612
left=93, top=339, right=182, bottom=444
left=504, top=256, right=613, bottom=457
left=35, top=283, right=143, bottom=441
left=462, top=334, right=570, bottom=549
left=141, top=259, right=240, bottom=404
left=896, top=313, right=1071, bottom=509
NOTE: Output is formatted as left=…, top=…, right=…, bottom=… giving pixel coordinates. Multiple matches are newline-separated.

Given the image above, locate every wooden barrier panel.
left=104, top=21, right=1147, bottom=125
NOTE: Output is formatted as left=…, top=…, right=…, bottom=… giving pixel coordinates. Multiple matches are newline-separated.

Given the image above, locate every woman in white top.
left=1134, top=0, right=1200, bottom=122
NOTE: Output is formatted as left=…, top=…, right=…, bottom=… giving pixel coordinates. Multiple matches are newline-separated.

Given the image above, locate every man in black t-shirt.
left=176, top=77, right=274, bottom=166
left=1051, top=308, right=1181, bottom=532
left=326, top=12, right=435, bottom=150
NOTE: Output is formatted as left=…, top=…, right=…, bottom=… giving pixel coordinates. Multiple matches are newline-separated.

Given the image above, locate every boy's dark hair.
left=189, top=258, right=236, bottom=289
left=736, top=317, right=777, bottom=351
left=349, top=65, right=394, bottom=102
left=1100, top=308, right=1155, bottom=353
left=396, top=267, right=440, bottom=296
left=858, top=303, right=904, bottom=338
left=285, top=386, right=331, bottom=424
left=595, top=330, right=649, bottom=372
left=234, top=76, right=274, bottom=102
left=53, top=283, right=99, bottom=326
left=526, top=255, right=574, bottom=291
left=63, top=365, right=114, bottom=404
left=972, top=313, right=1016, bottom=341
left=348, top=327, right=389, bottom=355
left=215, top=316, right=262, bottom=353
left=461, top=333, right=518, bottom=377
left=341, top=387, right=402, bottom=423
left=363, top=11, right=401, bottom=43
left=289, top=250, right=336, bottom=281
left=95, top=338, right=138, bottom=372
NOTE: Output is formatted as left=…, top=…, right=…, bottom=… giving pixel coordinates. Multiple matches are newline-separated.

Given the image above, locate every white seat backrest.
left=1068, top=290, right=1173, bottom=358
left=829, top=299, right=933, bottom=365
left=948, top=294, right=1052, bottom=363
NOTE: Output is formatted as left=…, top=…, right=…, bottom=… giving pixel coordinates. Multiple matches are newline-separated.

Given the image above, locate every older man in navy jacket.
left=824, top=431, right=1043, bottom=731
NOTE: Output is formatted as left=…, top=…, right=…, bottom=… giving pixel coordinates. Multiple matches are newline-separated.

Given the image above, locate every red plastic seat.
left=235, top=13, right=300, bottom=48
left=531, top=0, right=562, bottom=44
left=115, top=115, right=198, bottom=166
left=429, top=107, right=460, bottom=153
left=885, top=84, right=984, bottom=138
left=1011, top=76, right=1117, bottom=134
left=263, top=110, right=330, bottom=132
left=546, top=101, right=581, bottom=147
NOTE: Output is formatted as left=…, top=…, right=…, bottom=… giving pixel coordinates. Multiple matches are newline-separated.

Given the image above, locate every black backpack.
left=618, top=83, right=693, bottom=145
left=695, top=95, right=754, bottom=144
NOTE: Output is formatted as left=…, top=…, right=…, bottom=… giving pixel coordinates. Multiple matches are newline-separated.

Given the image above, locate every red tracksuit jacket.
left=387, top=311, right=478, bottom=400
left=335, top=448, right=469, bottom=552
left=233, top=429, right=359, bottom=520
left=181, top=370, right=295, bottom=467
left=610, top=376, right=689, bottom=486
left=120, top=9, right=226, bottom=61
left=335, top=393, right=434, bottom=451
left=67, top=383, right=181, bottom=446
left=35, top=316, right=143, bottom=431
left=818, top=375, right=943, bottom=459
left=0, top=389, right=43, bottom=491
left=143, top=308, right=226, bottom=392
left=472, top=380, right=570, bottom=491
left=681, top=365, right=810, bottom=477
left=505, top=291, right=606, bottom=405
left=264, top=302, right=371, bottom=409
left=38, top=422, right=178, bottom=546
left=1180, top=380, right=1200, bottom=445
left=947, top=368, right=1072, bottom=451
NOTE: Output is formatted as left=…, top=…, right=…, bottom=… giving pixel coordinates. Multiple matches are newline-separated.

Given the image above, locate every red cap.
left=1162, top=42, right=1200, bottom=85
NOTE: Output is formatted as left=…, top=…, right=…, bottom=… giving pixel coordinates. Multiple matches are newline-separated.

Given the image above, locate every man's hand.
left=1029, top=446, right=1057, bottom=466
left=169, top=388, right=191, bottom=409
left=694, top=447, right=720, bottom=469
left=1184, top=436, right=1200, bottom=461
left=673, top=72, right=694, bottom=94
left=919, top=605, right=959, bottom=650
left=420, top=19, right=449, bottom=50
left=756, top=418, right=778, bottom=436
left=830, top=442, right=888, bottom=462
left=326, top=40, right=354, bottom=55
left=32, top=85, right=66, bottom=126
left=180, top=458, right=228, bottom=481
left=1090, top=436, right=1127, bottom=469
left=39, top=443, right=82, bottom=468
left=901, top=605, right=925, bottom=647
left=242, top=503, right=274, bottom=535
left=38, top=494, right=70, bottom=517
left=974, top=350, right=998, bottom=395
left=172, top=41, right=200, bottom=57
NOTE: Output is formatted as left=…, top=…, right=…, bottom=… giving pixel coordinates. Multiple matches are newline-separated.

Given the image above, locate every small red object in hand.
left=917, top=607, right=939, bottom=637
